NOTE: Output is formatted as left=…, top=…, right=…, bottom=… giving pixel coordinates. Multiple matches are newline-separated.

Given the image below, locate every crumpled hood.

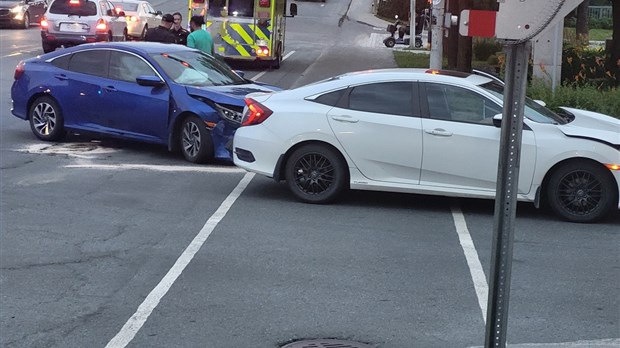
left=185, top=83, right=279, bottom=107
left=0, top=1, right=23, bottom=8
left=558, top=107, right=620, bottom=146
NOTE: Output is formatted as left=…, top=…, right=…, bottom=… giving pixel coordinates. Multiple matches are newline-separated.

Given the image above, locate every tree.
left=612, top=0, right=619, bottom=85
left=576, top=0, right=590, bottom=44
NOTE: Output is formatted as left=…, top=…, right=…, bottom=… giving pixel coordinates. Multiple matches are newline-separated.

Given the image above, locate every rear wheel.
left=384, top=37, right=396, bottom=48
left=284, top=144, right=348, bottom=204
left=29, top=96, right=65, bottom=141
left=546, top=161, right=617, bottom=223
left=179, top=116, right=214, bottom=163
left=42, top=41, right=56, bottom=53
left=141, top=25, right=148, bottom=40
left=123, top=28, right=129, bottom=41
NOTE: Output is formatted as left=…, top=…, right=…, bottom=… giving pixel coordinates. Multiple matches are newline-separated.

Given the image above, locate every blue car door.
left=101, top=50, right=170, bottom=144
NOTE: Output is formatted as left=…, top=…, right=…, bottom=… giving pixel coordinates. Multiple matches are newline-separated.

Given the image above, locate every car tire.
left=123, top=28, right=129, bottom=41
left=179, top=116, right=213, bottom=163
left=272, top=42, right=282, bottom=69
left=284, top=144, right=348, bottom=204
left=29, top=96, right=65, bottom=141
left=546, top=160, right=617, bottom=223
left=42, top=41, right=56, bottom=53
left=141, top=25, right=147, bottom=40
left=21, top=12, right=29, bottom=29
left=384, top=37, right=396, bottom=48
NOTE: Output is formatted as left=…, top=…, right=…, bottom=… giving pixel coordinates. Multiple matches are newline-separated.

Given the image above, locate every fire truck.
left=188, top=0, right=297, bottom=68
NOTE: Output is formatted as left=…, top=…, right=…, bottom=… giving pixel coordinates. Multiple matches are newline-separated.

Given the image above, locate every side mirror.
left=136, top=75, right=165, bottom=87
left=289, top=3, right=297, bottom=17
left=492, top=113, right=502, bottom=128
left=156, top=10, right=162, bottom=16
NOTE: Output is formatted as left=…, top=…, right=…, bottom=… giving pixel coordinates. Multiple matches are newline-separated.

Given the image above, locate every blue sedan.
left=11, top=42, right=279, bottom=163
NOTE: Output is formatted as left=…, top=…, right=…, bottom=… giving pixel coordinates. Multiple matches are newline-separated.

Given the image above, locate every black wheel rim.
left=182, top=121, right=201, bottom=158
left=32, top=102, right=57, bottom=136
left=556, top=170, right=603, bottom=216
left=292, top=153, right=335, bottom=195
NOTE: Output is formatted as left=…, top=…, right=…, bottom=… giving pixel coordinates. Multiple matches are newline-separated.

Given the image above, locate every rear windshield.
left=49, top=0, right=98, bottom=16
left=111, top=2, right=138, bottom=11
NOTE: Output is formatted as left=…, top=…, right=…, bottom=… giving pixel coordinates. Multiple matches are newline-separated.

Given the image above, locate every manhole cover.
left=281, top=339, right=373, bottom=348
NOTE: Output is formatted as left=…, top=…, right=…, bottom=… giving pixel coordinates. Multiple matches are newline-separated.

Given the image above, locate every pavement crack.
left=1, top=253, right=119, bottom=271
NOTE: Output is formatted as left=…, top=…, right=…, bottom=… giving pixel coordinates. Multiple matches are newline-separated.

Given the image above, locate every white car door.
left=420, top=82, right=537, bottom=194
left=144, top=2, right=161, bottom=29
left=326, top=81, right=424, bottom=185
left=101, top=0, right=126, bottom=40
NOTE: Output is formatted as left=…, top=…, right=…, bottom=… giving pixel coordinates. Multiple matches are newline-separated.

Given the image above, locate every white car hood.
left=558, top=107, right=620, bottom=146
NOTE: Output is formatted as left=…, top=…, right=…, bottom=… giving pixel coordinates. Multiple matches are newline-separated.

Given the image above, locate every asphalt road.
left=0, top=0, right=619, bottom=347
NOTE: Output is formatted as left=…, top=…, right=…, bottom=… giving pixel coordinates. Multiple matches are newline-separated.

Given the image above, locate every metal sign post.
left=484, top=40, right=531, bottom=348
left=409, top=0, right=416, bottom=49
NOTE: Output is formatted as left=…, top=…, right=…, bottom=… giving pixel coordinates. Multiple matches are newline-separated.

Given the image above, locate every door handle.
left=54, top=74, right=68, bottom=81
left=103, top=86, right=117, bottom=92
left=331, top=115, right=359, bottom=123
left=424, top=128, right=453, bottom=137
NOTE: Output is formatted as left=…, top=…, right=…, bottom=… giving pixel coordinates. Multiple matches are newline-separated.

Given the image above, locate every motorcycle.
left=383, top=15, right=424, bottom=48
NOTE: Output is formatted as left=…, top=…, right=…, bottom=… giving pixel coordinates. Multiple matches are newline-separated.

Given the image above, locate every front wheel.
left=546, top=161, right=617, bottom=223
left=384, top=37, right=396, bottom=48
left=284, top=144, right=348, bottom=204
left=179, top=116, right=214, bottom=163
left=29, top=96, right=65, bottom=141
left=21, top=12, right=30, bottom=29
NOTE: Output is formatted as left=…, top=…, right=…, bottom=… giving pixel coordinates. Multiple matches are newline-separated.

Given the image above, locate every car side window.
left=109, top=51, right=157, bottom=83
left=425, top=83, right=501, bottom=124
left=313, top=89, right=346, bottom=107
left=67, top=50, right=110, bottom=77
left=51, top=54, right=72, bottom=70
left=347, top=82, right=413, bottom=116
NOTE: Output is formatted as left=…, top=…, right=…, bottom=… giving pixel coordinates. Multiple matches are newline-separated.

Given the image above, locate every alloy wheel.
left=292, top=153, right=335, bottom=195
left=556, top=170, right=603, bottom=216
left=182, top=121, right=201, bottom=158
left=32, top=102, right=57, bottom=136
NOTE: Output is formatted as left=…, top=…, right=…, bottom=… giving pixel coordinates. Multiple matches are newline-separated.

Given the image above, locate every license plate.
left=60, top=23, right=85, bottom=32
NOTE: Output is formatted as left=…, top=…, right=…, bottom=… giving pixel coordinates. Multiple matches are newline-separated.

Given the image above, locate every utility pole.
left=429, top=0, right=444, bottom=69
left=410, top=0, right=416, bottom=49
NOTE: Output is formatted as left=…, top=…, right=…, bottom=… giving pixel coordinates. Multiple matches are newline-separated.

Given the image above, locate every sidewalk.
left=347, top=0, right=391, bottom=29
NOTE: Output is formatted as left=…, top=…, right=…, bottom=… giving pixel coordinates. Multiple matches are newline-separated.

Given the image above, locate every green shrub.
left=528, top=78, right=620, bottom=117
left=473, top=38, right=502, bottom=61
left=562, top=45, right=618, bottom=89
left=393, top=51, right=430, bottom=68
left=589, top=17, right=613, bottom=30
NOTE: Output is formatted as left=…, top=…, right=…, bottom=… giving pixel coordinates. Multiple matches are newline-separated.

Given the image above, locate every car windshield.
left=480, top=81, right=570, bottom=125
left=49, top=0, right=98, bottom=16
left=111, top=2, right=138, bottom=11
left=151, top=50, right=246, bottom=87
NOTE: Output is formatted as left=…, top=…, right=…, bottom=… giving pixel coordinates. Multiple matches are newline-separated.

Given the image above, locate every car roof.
left=288, top=68, right=494, bottom=97
left=39, top=42, right=194, bottom=60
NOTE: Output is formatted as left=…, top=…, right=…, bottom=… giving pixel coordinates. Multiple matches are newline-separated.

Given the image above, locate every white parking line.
left=105, top=172, right=255, bottom=348
left=251, top=50, right=295, bottom=81
left=451, top=204, right=489, bottom=323
left=65, top=163, right=245, bottom=173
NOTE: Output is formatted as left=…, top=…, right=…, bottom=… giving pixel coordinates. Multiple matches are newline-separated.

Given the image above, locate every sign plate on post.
left=459, top=10, right=496, bottom=37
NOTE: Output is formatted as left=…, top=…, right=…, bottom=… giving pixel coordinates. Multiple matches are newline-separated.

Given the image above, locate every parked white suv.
left=41, top=0, right=126, bottom=53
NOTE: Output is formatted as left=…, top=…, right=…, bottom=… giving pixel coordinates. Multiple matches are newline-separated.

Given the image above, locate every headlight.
left=10, top=5, right=24, bottom=13
left=215, top=103, right=243, bottom=124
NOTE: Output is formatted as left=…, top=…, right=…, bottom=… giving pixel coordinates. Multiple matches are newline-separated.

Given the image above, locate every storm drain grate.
left=281, top=339, right=373, bottom=348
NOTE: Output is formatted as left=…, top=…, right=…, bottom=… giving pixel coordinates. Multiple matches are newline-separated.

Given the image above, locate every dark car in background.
left=11, top=42, right=280, bottom=163
left=0, top=0, right=46, bottom=29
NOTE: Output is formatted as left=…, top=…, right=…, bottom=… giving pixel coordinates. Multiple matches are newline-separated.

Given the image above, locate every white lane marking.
left=4, top=52, right=22, bottom=57
left=65, top=163, right=245, bottom=173
left=451, top=204, right=489, bottom=323
left=251, top=50, right=295, bottom=81
left=105, top=172, right=255, bottom=348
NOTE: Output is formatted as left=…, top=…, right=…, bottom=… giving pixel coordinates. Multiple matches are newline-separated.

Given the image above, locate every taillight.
left=242, top=98, right=272, bottom=126
left=14, top=60, right=25, bottom=80
left=95, top=19, right=107, bottom=31
left=256, top=47, right=269, bottom=56
left=40, top=16, right=48, bottom=28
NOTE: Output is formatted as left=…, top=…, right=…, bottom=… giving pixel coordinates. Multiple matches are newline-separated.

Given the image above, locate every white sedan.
left=233, top=69, right=620, bottom=223
left=111, top=0, right=162, bottom=40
